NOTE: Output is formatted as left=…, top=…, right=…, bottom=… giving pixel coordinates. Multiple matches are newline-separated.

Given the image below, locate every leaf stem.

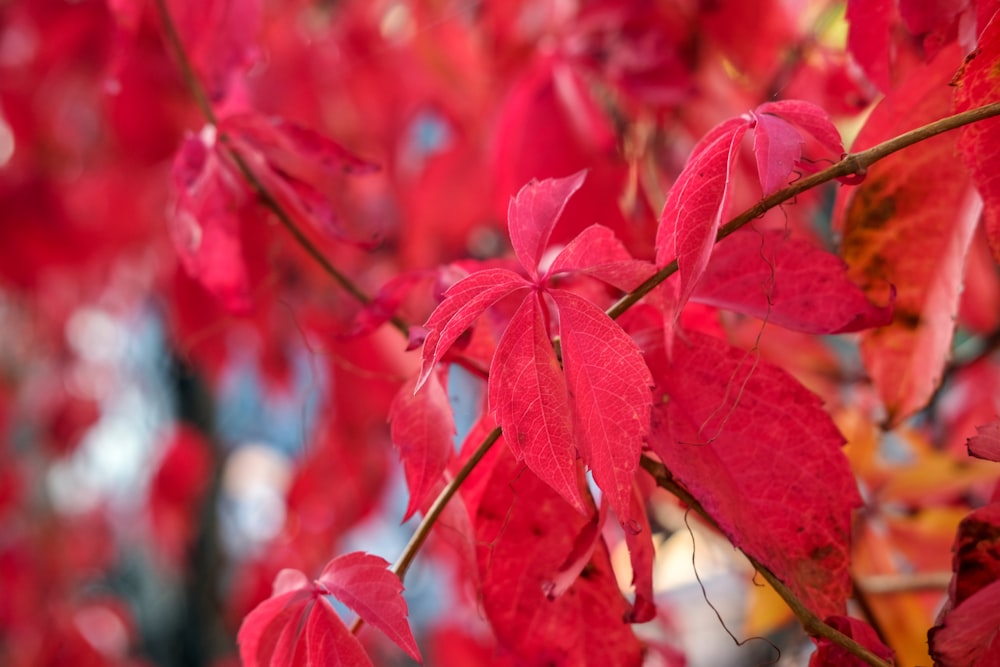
left=153, top=0, right=409, bottom=338
left=639, top=457, right=892, bottom=667
left=606, top=100, right=1000, bottom=320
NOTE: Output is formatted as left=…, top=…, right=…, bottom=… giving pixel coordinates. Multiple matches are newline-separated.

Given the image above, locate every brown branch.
left=606, top=100, right=1000, bottom=320
left=152, top=0, right=409, bottom=338
left=640, top=456, right=892, bottom=667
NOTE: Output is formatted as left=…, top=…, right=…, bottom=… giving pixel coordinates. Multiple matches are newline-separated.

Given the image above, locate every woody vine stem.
left=155, top=2, right=999, bottom=665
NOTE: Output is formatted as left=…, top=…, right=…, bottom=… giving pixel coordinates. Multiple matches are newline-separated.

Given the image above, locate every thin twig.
left=639, top=457, right=892, bottom=667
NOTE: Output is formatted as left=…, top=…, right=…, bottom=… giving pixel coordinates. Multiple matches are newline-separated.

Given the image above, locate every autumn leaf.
left=954, top=12, right=1000, bottom=265
left=238, top=553, right=421, bottom=667
left=694, top=229, right=893, bottom=334
left=647, top=331, right=860, bottom=618
left=389, top=369, right=455, bottom=521
left=968, top=420, right=1000, bottom=462
left=474, top=441, right=643, bottom=666
left=834, top=44, right=980, bottom=427
left=507, top=168, right=587, bottom=282
left=751, top=100, right=845, bottom=194
left=169, top=128, right=251, bottom=312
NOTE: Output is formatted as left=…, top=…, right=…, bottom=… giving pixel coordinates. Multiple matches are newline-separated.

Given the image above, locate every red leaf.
left=390, top=370, right=455, bottom=521
left=622, top=481, right=657, bottom=623
left=317, top=553, right=421, bottom=662
left=955, top=13, right=1000, bottom=265
left=507, top=170, right=588, bottom=282
left=417, top=268, right=530, bottom=390
left=655, top=116, right=749, bottom=317
left=756, top=100, right=845, bottom=157
left=547, top=224, right=656, bottom=292
left=488, top=295, right=585, bottom=514
left=169, top=130, right=251, bottom=312
left=809, top=616, right=894, bottom=666
left=752, top=112, right=803, bottom=195
left=846, top=0, right=900, bottom=92
left=930, top=579, right=1000, bottom=667
left=238, top=572, right=372, bottom=667
left=474, top=443, right=643, bottom=666
left=834, top=45, right=980, bottom=426
left=649, top=331, right=860, bottom=618
left=553, top=289, right=652, bottom=524
left=969, top=420, right=1000, bottom=462
left=693, top=229, right=893, bottom=334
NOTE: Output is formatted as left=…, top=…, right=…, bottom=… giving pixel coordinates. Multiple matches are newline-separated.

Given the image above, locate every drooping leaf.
left=808, top=616, right=894, bottom=666
left=317, top=552, right=421, bottom=662
left=954, top=13, right=1000, bottom=265
left=751, top=112, right=803, bottom=195
left=834, top=45, right=980, bottom=427
left=417, top=268, right=530, bottom=390
left=648, top=331, right=860, bottom=618
left=969, top=420, right=1000, bottom=462
left=474, top=442, right=643, bottom=666
left=390, top=370, right=455, bottom=521
left=755, top=100, right=845, bottom=157
left=488, top=295, right=585, bottom=514
left=553, top=289, right=652, bottom=524
left=655, top=116, right=749, bottom=318
left=622, top=481, right=657, bottom=623
left=507, top=170, right=588, bottom=282
left=169, top=129, right=251, bottom=312
left=693, top=229, right=893, bottom=334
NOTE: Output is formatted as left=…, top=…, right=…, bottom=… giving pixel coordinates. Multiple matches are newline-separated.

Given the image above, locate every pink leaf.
left=547, top=224, right=656, bottom=292
left=417, top=268, right=530, bottom=390
left=655, top=116, right=749, bottom=317
left=553, top=289, right=652, bottom=524
left=752, top=112, right=803, bottom=195
left=969, top=420, right=1000, bottom=462
left=809, top=616, right=894, bottom=666
left=508, top=170, right=588, bottom=281
left=488, top=295, right=585, bottom=514
left=756, top=99, right=845, bottom=157
left=317, top=552, right=421, bottom=662
left=623, top=481, right=657, bottom=623
left=955, top=13, right=1000, bottom=266
left=649, top=331, right=860, bottom=618
left=834, top=45, right=980, bottom=426
left=169, top=131, right=251, bottom=312
left=390, top=370, right=455, bottom=521
left=693, top=229, right=893, bottom=333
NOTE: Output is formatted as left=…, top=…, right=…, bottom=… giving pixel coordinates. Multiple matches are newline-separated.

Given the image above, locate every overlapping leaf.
left=694, top=229, right=893, bottom=333
left=808, top=616, right=894, bottom=666
left=834, top=45, right=980, bottom=426
left=238, top=553, right=420, bottom=667
left=647, top=331, right=861, bottom=618
left=969, top=420, right=1000, bottom=461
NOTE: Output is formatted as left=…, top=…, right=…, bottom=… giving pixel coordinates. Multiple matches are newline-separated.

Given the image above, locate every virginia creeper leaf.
left=809, top=616, right=894, bottom=666
left=755, top=100, right=846, bottom=157
left=846, top=0, right=900, bottom=92
left=954, top=13, right=1000, bottom=265
left=969, top=420, right=1000, bottom=462
left=694, top=229, right=893, bottom=333
left=238, top=571, right=372, bottom=667
left=649, top=331, right=860, bottom=618
left=474, top=442, right=643, bottom=666
left=623, top=481, right=657, bottom=623
left=317, top=552, right=421, bottom=662
left=488, top=295, right=585, bottom=514
left=553, top=289, right=652, bottom=524
left=508, top=170, right=588, bottom=282
left=655, top=116, right=749, bottom=318
left=751, top=112, right=803, bottom=195
left=547, top=224, right=656, bottom=292
left=417, top=268, right=530, bottom=390
left=834, top=45, right=980, bottom=426
left=390, top=369, right=455, bottom=521
left=169, top=129, right=251, bottom=312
